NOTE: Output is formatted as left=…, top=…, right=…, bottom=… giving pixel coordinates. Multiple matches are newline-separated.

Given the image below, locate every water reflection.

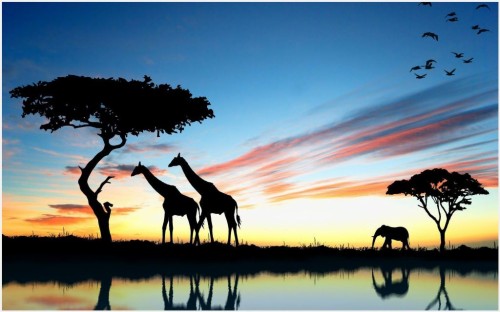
left=94, top=274, right=111, bottom=310
left=425, top=266, right=457, bottom=310
left=371, top=265, right=410, bottom=299
left=3, top=262, right=497, bottom=310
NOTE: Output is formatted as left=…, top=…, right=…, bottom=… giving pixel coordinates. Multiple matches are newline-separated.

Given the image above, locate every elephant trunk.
left=372, top=228, right=382, bottom=249
left=372, top=234, right=378, bottom=249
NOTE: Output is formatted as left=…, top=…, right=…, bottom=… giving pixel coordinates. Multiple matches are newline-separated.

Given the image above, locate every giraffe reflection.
left=161, top=273, right=240, bottom=310
left=371, top=266, right=410, bottom=299
left=198, top=275, right=241, bottom=310
left=162, top=274, right=200, bottom=310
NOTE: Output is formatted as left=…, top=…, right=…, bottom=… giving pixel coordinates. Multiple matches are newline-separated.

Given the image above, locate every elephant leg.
left=162, top=214, right=168, bottom=245
left=207, top=214, right=214, bottom=243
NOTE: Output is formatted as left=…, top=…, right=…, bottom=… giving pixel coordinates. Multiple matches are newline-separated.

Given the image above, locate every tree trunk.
left=77, top=134, right=125, bottom=243
left=97, top=213, right=112, bottom=243
left=439, top=229, right=446, bottom=252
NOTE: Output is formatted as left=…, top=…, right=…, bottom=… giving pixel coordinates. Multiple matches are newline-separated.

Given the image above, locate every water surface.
left=3, top=264, right=497, bottom=310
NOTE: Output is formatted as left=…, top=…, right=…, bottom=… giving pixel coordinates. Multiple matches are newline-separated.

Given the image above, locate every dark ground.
left=3, top=234, right=498, bottom=285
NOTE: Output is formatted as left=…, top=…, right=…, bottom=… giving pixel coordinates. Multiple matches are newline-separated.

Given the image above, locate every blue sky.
left=2, top=1, right=498, bottom=246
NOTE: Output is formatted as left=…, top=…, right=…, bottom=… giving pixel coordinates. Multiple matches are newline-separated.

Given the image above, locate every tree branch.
left=96, top=176, right=114, bottom=196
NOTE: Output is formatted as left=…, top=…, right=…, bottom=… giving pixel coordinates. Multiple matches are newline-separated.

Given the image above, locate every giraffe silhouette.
left=168, top=153, right=241, bottom=246
left=131, top=161, right=200, bottom=244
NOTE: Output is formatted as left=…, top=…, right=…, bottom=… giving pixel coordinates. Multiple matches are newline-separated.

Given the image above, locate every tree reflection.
left=94, top=274, right=111, bottom=310
left=425, top=266, right=458, bottom=310
left=371, top=265, right=410, bottom=299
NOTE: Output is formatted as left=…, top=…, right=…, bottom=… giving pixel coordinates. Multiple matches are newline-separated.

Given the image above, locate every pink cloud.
left=25, top=214, right=91, bottom=225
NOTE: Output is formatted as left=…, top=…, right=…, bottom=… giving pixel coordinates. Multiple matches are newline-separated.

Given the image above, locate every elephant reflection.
left=197, top=274, right=241, bottom=310
left=372, top=225, right=410, bottom=250
left=372, top=266, right=410, bottom=299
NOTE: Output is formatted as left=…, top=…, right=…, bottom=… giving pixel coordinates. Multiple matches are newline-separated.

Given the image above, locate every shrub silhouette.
left=10, top=75, right=214, bottom=242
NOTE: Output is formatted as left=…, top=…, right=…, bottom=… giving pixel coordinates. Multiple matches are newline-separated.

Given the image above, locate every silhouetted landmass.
left=3, top=234, right=496, bottom=287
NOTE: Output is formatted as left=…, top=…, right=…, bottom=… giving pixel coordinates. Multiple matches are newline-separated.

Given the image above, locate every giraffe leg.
left=196, top=213, right=207, bottom=245
left=162, top=214, right=168, bottom=244
left=207, top=215, right=214, bottom=243
left=188, top=212, right=196, bottom=244
left=169, top=215, right=174, bottom=244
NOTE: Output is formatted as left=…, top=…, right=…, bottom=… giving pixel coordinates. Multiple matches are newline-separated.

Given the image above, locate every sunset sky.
left=2, top=1, right=498, bottom=248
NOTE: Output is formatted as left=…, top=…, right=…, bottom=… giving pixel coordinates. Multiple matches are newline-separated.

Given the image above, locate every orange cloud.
left=25, top=214, right=91, bottom=225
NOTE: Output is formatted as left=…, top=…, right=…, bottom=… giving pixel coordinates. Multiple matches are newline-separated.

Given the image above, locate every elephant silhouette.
left=372, top=225, right=410, bottom=250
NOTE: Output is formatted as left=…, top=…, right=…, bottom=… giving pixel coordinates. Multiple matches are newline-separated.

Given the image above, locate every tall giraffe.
left=131, top=162, right=200, bottom=244
left=168, top=153, right=241, bottom=246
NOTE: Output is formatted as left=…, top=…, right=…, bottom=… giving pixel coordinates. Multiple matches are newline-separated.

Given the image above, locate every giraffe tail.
left=235, top=201, right=241, bottom=228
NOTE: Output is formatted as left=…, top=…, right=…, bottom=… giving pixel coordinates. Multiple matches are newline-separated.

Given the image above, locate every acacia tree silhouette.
left=386, top=168, right=488, bottom=252
left=10, top=75, right=214, bottom=243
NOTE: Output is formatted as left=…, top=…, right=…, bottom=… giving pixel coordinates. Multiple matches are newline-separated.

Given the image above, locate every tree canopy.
left=10, top=75, right=214, bottom=138
left=10, top=75, right=214, bottom=242
left=387, top=168, right=488, bottom=251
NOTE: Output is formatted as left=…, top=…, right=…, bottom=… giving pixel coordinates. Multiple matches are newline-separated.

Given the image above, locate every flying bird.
left=415, top=73, right=427, bottom=79
left=472, top=25, right=480, bottom=30
left=425, top=59, right=437, bottom=66
left=445, top=12, right=456, bottom=17
left=477, top=28, right=490, bottom=34
left=422, top=32, right=438, bottom=41
left=445, top=69, right=456, bottom=76
left=451, top=52, right=464, bottom=58
left=463, top=58, right=473, bottom=63
left=419, top=2, right=432, bottom=6
left=446, top=17, right=458, bottom=22
left=476, top=4, right=490, bottom=10
left=410, top=66, right=422, bottom=72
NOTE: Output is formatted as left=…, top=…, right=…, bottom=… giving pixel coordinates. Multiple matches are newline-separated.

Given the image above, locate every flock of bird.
left=411, top=2, right=491, bottom=79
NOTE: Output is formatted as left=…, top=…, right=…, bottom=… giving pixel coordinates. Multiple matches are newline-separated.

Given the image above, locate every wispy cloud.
left=25, top=214, right=91, bottom=225
left=48, top=203, right=140, bottom=216
left=64, top=163, right=168, bottom=179
left=195, top=78, right=497, bottom=204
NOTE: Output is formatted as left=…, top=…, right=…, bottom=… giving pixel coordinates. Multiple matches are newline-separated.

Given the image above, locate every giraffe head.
left=131, top=161, right=146, bottom=176
left=168, top=153, right=185, bottom=167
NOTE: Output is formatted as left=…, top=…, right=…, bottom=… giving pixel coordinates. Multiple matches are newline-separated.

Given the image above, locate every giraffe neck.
left=179, top=161, right=213, bottom=195
left=141, top=167, right=175, bottom=198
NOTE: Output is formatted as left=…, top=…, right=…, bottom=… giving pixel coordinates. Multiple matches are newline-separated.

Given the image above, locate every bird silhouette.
left=463, top=58, right=473, bottom=63
left=451, top=52, right=464, bottom=58
left=445, top=69, right=456, bottom=76
left=445, top=12, right=456, bottom=17
left=424, top=63, right=435, bottom=70
left=425, top=59, right=437, bottom=66
left=477, top=28, right=490, bottom=34
left=410, top=66, right=422, bottom=72
left=472, top=25, right=480, bottom=30
left=419, top=2, right=432, bottom=6
left=422, top=32, right=438, bottom=41
left=415, top=73, right=427, bottom=79
left=476, top=4, right=490, bottom=10
left=446, top=17, right=458, bottom=22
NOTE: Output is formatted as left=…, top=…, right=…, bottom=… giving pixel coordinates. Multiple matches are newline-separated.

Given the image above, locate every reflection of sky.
left=3, top=269, right=497, bottom=310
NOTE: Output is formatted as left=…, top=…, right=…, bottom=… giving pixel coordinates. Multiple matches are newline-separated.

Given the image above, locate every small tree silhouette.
left=10, top=75, right=214, bottom=243
left=386, top=168, right=488, bottom=252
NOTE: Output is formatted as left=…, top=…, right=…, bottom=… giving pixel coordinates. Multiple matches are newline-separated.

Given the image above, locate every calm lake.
left=3, top=264, right=497, bottom=310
